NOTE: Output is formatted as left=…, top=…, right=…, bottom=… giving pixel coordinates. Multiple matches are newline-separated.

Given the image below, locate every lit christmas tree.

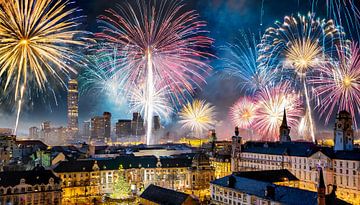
left=111, top=165, right=131, bottom=199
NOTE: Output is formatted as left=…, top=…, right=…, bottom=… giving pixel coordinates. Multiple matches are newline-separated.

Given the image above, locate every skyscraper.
left=103, top=112, right=111, bottom=139
left=67, top=79, right=79, bottom=133
left=90, top=112, right=112, bottom=142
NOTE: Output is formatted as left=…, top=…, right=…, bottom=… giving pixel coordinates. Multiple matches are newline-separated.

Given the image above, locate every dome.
left=192, top=152, right=210, bottom=168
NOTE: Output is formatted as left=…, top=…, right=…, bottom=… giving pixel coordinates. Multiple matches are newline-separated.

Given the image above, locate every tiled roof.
left=16, top=140, right=48, bottom=149
left=243, top=141, right=318, bottom=157
left=140, top=184, right=191, bottom=205
left=53, top=153, right=198, bottom=173
left=234, top=169, right=298, bottom=183
left=0, top=170, right=60, bottom=187
left=211, top=175, right=318, bottom=205
left=242, top=141, right=360, bottom=161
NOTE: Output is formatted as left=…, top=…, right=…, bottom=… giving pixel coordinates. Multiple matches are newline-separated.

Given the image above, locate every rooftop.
left=0, top=170, right=60, bottom=187
left=140, top=184, right=195, bottom=205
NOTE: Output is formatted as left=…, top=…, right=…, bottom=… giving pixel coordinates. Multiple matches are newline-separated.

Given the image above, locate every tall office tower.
left=67, top=79, right=79, bottom=133
left=82, top=121, right=91, bottom=137
left=103, top=112, right=112, bottom=139
left=41, top=121, right=51, bottom=140
left=91, top=116, right=105, bottom=139
left=131, top=112, right=145, bottom=135
left=116, top=120, right=132, bottom=137
left=29, top=127, right=39, bottom=139
left=153, top=116, right=160, bottom=131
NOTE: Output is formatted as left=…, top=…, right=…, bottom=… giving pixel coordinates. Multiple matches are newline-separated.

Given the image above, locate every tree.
left=111, top=165, right=131, bottom=199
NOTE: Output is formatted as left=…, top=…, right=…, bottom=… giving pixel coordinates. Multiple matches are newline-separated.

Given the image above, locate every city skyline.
left=0, top=0, right=359, bottom=141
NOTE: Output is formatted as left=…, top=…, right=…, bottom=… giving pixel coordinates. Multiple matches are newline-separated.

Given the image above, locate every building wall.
left=210, top=184, right=281, bottom=205
left=232, top=151, right=360, bottom=204
left=0, top=183, right=61, bottom=205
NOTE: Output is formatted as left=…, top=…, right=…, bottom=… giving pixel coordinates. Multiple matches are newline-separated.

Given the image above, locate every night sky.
left=1, top=0, right=359, bottom=138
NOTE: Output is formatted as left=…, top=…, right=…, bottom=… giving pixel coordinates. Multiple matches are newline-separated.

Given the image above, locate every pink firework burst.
left=96, top=0, right=213, bottom=106
left=230, top=96, right=257, bottom=129
left=253, top=83, right=304, bottom=141
left=309, top=43, right=360, bottom=127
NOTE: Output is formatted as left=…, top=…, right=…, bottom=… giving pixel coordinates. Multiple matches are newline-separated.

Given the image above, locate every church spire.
left=281, top=108, right=288, bottom=128
left=279, top=108, right=291, bottom=142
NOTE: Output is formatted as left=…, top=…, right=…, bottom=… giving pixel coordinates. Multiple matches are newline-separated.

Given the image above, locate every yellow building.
left=54, top=153, right=215, bottom=204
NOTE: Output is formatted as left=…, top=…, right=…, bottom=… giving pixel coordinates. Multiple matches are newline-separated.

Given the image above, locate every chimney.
left=317, top=168, right=326, bottom=205
left=265, top=185, right=275, bottom=199
left=228, top=175, right=236, bottom=188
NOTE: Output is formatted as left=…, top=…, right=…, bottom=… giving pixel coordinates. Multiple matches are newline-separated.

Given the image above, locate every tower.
left=317, top=167, right=326, bottom=205
left=67, top=79, right=79, bottom=134
left=279, top=109, right=291, bottom=142
left=334, top=110, right=354, bottom=151
left=103, top=112, right=112, bottom=140
left=231, top=127, right=242, bottom=172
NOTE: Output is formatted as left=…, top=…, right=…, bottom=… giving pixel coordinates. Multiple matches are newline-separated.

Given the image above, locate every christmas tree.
left=111, top=165, right=131, bottom=199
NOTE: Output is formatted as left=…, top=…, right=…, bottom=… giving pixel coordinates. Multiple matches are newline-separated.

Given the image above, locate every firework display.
left=310, top=43, right=360, bottom=128
left=222, top=32, right=276, bottom=93
left=230, top=96, right=257, bottom=129
left=257, top=13, right=345, bottom=142
left=0, top=0, right=87, bottom=134
left=252, top=83, right=304, bottom=141
left=96, top=0, right=213, bottom=144
left=179, top=100, right=216, bottom=137
left=1, top=0, right=360, bottom=144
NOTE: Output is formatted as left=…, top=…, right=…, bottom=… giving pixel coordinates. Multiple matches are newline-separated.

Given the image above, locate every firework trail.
left=129, top=85, right=173, bottom=122
left=309, top=43, right=360, bottom=128
left=221, top=32, right=277, bottom=94
left=179, top=100, right=216, bottom=138
left=258, top=13, right=345, bottom=142
left=0, top=0, right=87, bottom=134
left=80, top=48, right=128, bottom=107
left=319, top=0, right=360, bottom=39
left=253, top=83, right=303, bottom=141
left=97, top=0, right=213, bottom=145
left=230, top=96, right=257, bottom=129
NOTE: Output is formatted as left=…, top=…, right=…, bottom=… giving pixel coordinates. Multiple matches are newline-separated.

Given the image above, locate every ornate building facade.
left=0, top=170, right=62, bottom=205
left=231, top=110, right=360, bottom=204
left=53, top=153, right=215, bottom=203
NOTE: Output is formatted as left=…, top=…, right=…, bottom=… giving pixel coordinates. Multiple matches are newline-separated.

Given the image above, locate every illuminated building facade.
left=0, top=135, right=16, bottom=171
left=29, top=127, right=39, bottom=139
left=231, top=110, right=360, bottom=204
left=131, top=112, right=145, bottom=136
left=91, top=112, right=112, bottom=142
left=53, top=153, right=215, bottom=203
left=115, top=120, right=132, bottom=138
left=0, top=170, right=62, bottom=205
left=67, top=79, right=79, bottom=137
left=210, top=169, right=348, bottom=205
left=211, top=154, right=231, bottom=179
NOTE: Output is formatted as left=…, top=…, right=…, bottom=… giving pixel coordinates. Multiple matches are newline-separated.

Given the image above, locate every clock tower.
left=334, top=110, right=354, bottom=151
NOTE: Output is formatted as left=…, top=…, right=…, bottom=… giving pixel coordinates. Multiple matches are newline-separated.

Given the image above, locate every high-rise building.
left=115, top=120, right=132, bottom=137
left=41, top=121, right=51, bottom=140
left=29, top=127, right=39, bottom=139
left=82, top=121, right=91, bottom=137
left=91, top=112, right=112, bottom=142
left=131, top=112, right=145, bottom=135
left=153, top=116, right=160, bottom=131
left=67, top=79, right=79, bottom=133
left=103, top=112, right=111, bottom=139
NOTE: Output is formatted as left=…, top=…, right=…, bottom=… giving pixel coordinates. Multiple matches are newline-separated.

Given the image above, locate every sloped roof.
left=0, top=170, right=60, bottom=187
left=243, top=141, right=318, bottom=157
left=212, top=175, right=318, bottom=205
left=140, top=184, right=191, bottom=205
left=234, top=169, right=298, bottom=183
